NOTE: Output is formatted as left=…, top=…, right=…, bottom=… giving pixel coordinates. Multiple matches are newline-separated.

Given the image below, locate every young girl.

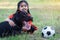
left=8, top=0, right=37, bottom=34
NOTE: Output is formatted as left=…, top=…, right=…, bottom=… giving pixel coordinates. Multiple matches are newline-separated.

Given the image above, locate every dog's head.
left=12, top=11, right=33, bottom=26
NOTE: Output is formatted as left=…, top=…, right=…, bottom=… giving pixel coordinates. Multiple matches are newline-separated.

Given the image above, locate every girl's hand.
left=22, top=21, right=31, bottom=30
left=5, top=18, right=16, bottom=27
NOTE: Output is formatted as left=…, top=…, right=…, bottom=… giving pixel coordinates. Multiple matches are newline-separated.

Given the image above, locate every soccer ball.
left=41, top=26, right=55, bottom=38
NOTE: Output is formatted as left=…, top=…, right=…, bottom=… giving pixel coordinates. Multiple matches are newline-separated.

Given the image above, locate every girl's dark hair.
left=16, top=0, right=30, bottom=13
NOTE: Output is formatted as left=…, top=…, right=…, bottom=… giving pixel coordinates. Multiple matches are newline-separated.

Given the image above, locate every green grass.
left=0, top=8, right=60, bottom=40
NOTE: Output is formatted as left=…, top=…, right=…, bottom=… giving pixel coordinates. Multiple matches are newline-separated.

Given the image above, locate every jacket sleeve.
left=8, top=14, right=14, bottom=19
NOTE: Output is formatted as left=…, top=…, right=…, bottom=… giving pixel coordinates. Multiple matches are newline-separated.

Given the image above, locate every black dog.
left=0, top=11, right=33, bottom=37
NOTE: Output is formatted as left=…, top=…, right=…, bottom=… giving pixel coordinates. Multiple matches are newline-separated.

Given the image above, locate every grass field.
left=0, top=0, right=60, bottom=40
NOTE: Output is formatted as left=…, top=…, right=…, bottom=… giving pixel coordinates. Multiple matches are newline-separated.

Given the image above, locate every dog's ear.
left=14, top=13, right=24, bottom=22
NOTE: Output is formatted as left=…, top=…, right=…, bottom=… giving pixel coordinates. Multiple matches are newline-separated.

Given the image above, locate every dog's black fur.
left=0, top=11, right=33, bottom=37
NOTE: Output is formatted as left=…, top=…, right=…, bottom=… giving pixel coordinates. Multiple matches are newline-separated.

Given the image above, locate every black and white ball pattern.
left=41, top=26, right=55, bottom=38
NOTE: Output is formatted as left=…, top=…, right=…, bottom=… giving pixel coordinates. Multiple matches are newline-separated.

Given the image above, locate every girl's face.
left=19, top=2, right=28, bottom=12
